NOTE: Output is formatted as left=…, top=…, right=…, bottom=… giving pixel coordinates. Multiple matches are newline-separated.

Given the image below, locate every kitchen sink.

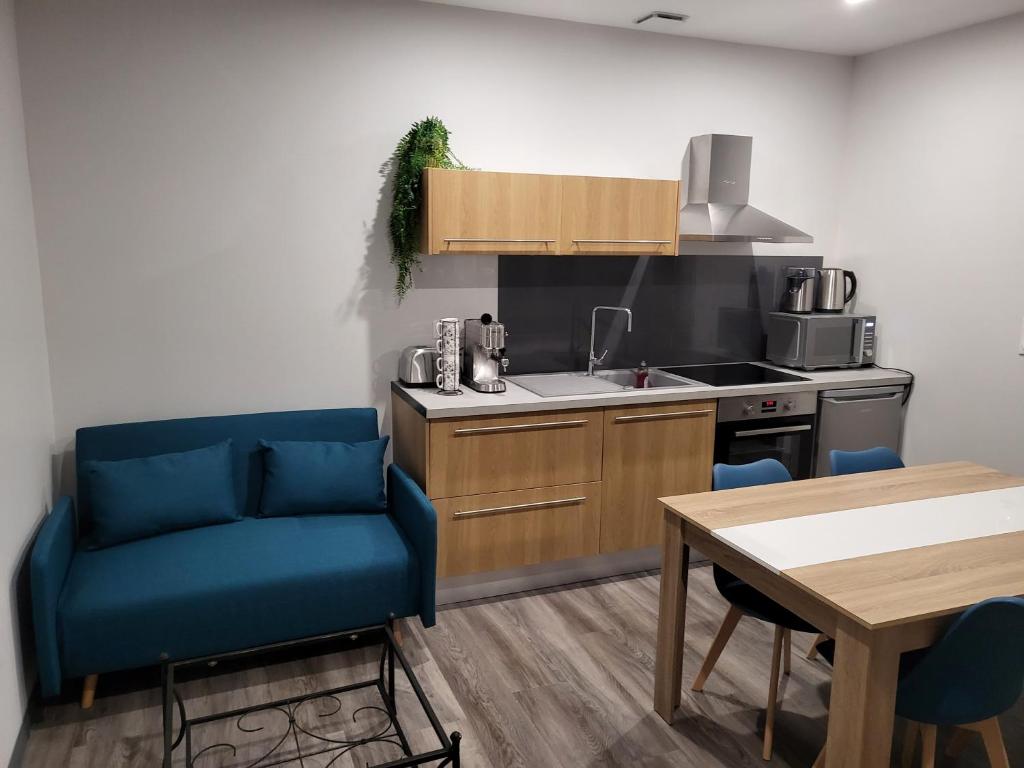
left=593, top=369, right=702, bottom=388
left=508, top=368, right=702, bottom=398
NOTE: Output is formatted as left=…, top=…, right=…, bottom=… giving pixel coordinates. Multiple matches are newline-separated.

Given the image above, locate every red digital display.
left=763, top=400, right=776, bottom=407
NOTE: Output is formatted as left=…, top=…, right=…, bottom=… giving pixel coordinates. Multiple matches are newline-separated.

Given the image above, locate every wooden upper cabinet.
left=599, top=400, right=716, bottom=554
left=560, top=176, right=680, bottom=256
left=421, top=168, right=562, bottom=255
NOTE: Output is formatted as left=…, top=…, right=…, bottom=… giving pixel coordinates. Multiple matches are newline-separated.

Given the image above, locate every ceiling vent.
left=634, top=11, right=690, bottom=26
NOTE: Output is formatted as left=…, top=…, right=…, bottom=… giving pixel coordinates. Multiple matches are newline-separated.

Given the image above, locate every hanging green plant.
left=388, top=117, right=467, bottom=300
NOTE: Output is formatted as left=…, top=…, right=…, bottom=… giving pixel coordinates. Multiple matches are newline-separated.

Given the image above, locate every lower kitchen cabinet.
left=390, top=390, right=716, bottom=578
left=599, top=400, right=717, bottom=553
left=433, top=483, right=602, bottom=578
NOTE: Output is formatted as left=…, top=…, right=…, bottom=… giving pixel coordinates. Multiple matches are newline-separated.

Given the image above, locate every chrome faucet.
left=588, top=306, right=633, bottom=375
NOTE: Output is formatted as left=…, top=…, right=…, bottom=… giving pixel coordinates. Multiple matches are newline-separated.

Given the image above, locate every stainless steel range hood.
left=679, top=134, right=813, bottom=244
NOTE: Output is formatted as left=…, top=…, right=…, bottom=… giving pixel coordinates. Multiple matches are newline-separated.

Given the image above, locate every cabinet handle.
left=453, top=419, right=588, bottom=436
left=614, top=409, right=714, bottom=423
left=453, top=496, right=587, bottom=519
left=443, top=238, right=556, bottom=244
left=571, top=239, right=672, bottom=245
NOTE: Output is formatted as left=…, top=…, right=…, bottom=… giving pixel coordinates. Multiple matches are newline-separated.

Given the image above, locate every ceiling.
left=419, top=0, right=1024, bottom=56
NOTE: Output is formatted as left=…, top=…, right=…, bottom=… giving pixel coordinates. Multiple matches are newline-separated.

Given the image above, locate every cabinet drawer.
left=435, top=483, right=602, bottom=577
left=428, top=409, right=603, bottom=498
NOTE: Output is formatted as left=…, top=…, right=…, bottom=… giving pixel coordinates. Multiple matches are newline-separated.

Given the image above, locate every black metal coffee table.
left=162, top=621, right=461, bottom=767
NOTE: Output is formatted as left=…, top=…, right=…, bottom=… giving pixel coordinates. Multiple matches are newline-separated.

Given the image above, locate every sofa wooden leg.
left=392, top=619, right=404, bottom=647
left=81, top=674, right=98, bottom=709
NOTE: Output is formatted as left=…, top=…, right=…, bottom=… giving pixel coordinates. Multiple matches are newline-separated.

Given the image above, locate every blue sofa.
left=30, top=408, right=437, bottom=699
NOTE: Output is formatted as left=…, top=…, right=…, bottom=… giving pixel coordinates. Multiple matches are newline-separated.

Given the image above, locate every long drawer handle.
left=453, top=496, right=587, bottom=519
left=453, top=419, right=588, bottom=436
left=614, top=409, right=714, bottom=423
left=572, top=239, right=672, bottom=245
left=443, top=238, right=556, bottom=244
left=734, top=424, right=813, bottom=438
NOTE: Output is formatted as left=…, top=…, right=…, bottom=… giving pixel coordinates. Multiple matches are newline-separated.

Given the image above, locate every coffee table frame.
left=161, top=620, right=460, bottom=768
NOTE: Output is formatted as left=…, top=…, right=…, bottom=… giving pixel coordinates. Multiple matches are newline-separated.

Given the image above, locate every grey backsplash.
left=497, top=254, right=823, bottom=374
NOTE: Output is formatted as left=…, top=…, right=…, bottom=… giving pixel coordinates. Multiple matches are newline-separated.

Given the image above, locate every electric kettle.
left=780, top=267, right=818, bottom=314
left=815, top=268, right=857, bottom=313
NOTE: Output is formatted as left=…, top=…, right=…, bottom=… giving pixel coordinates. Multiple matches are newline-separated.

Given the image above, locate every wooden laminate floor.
left=23, top=566, right=1022, bottom=767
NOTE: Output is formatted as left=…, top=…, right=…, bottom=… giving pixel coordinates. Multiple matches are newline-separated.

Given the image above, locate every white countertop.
left=393, top=363, right=912, bottom=419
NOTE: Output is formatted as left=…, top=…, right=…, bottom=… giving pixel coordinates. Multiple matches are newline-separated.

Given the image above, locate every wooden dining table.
left=652, top=461, right=1024, bottom=768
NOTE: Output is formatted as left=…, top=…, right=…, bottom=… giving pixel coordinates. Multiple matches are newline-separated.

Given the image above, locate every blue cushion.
left=81, top=441, right=239, bottom=548
left=259, top=437, right=389, bottom=517
left=75, top=408, right=381, bottom=529
left=57, top=514, right=419, bottom=677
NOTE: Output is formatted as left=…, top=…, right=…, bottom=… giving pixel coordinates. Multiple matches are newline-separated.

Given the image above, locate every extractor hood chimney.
left=679, top=134, right=813, bottom=244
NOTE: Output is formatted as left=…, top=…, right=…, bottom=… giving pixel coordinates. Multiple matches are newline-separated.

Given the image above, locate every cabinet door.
left=600, top=400, right=716, bottom=553
left=434, top=482, right=602, bottom=577
left=423, top=168, right=562, bottom=255
left=560, top=176, right=680, bottom=256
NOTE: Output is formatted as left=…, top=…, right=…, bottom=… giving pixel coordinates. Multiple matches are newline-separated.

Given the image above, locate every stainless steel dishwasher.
left=813, top=385, right=906, bottom=477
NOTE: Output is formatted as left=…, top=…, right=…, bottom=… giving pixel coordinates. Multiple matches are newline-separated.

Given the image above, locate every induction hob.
left=660, top=363, right=809, bottom=388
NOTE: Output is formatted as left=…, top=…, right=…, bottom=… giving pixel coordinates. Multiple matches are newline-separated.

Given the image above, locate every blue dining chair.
left=830, top=446, right=905, bottom=476
left=812, top=596, right=1024, bottom=768
left=695, top=459, right=821, bottom=760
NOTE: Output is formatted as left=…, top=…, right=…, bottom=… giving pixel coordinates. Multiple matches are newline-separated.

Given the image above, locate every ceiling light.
left=845, top=0, right=872, bottom=5
left=635, top=11, right=690, bottom=25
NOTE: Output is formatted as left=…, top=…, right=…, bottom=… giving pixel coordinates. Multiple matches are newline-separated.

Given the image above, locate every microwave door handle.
left=852, top=318, right=866, bottom=364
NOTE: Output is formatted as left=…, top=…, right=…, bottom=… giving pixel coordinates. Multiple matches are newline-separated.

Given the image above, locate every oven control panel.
left=717, top=390, right=817, bottom=422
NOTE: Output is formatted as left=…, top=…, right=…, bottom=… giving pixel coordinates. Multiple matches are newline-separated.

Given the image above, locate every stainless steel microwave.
left=766, top=312, right=876, bottom=370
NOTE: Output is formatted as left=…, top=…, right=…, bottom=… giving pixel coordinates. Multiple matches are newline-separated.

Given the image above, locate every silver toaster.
left=397, top=345, right=439, bottom=386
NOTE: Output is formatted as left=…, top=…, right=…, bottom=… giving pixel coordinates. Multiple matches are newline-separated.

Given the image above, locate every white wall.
left=838, top=13, right=1024, bottom=473
left=15, top=0, right=852, bottom=448
left=0, top=0, right=55, bottom=758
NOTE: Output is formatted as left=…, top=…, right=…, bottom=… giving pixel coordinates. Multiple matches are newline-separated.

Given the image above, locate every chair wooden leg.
left=392, top=618, right=404, bottom=647
left=806, top=632, right=827, bottom=660
left=968, top=718, right=1009, bottom=768
left=783, top=628, right=792, bottom=675
left=919, top=724, right=937, bottom=768
left=81, top=674, right=98, bottom=710
left=812, top=744, right=827, bottom=768
left=946, top=727, right=973, bottom=759
left=691, top=605, right=742, bottom=692
left=763, top=624, right=785, bottom=761
left=901, top=721, right=919, bottom=768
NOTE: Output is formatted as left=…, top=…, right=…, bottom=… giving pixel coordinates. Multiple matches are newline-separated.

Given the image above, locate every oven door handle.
left=733, top=424, right=813, bottom=438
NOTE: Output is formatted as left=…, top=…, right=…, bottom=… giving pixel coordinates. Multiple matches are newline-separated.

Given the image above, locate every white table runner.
left=713, top=485, right=1024, bottom=573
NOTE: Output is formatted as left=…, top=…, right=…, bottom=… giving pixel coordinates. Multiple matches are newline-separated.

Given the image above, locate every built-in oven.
left=714, top=390, right=818, bottom=480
